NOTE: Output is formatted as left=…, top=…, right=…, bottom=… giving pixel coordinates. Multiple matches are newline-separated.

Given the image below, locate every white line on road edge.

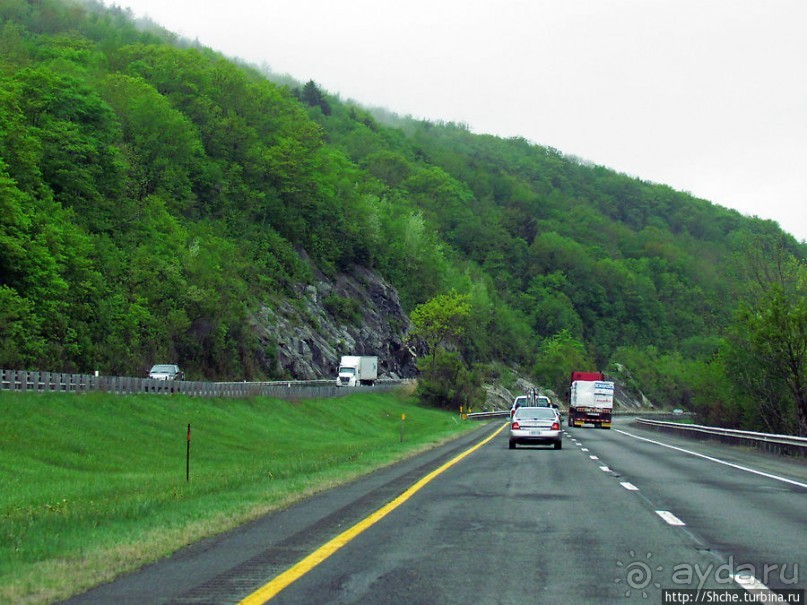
left=581, top=447, right=589, bottom=451
left=620, top=482, right=639, bottom=491
left=589, top=455, right=599, bottom=460
left=614, top=429, right=807, bottom=489
left=656, top=510, right=686, bottom=526
left=599, top=466, right=611, bottom=472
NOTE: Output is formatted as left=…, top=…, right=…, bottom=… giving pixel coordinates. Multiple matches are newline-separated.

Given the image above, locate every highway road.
left=64, top=418, right=806, bottom=604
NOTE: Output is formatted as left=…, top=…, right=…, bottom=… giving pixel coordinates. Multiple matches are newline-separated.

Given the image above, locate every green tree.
left=523, top=273, right=583, bottom=339
left=415, top=349, right=484, bottom=411
left=686, top=352, right=745, bottom=429
left=532, top=330, right=595, bottom=399
left=101, top=73, right=203, bottom=213
left=16, top=64, right=126, bottom=230
left=409, top=292, right=481, bottom=409
left=609, top=346, right=697, bottom=411
left=300, top=80, right=331, bottom=116
left=727, top=262, right=807, bottom=435
left=380, top=210, right=448, bottom=307
left=409, top=291, right=471, bottom=370
left=361, top=150, right=412, bottom=187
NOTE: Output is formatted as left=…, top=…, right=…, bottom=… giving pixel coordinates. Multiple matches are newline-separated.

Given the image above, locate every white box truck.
left=568, top=372, right=614, bottom=428
left=336, top=356, right=378, bottom=387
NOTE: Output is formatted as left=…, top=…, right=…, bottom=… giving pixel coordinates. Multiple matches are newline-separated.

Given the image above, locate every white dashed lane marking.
left=655, top=510, right=686, bottom=526
left=734, top=573, right=773, bottom=595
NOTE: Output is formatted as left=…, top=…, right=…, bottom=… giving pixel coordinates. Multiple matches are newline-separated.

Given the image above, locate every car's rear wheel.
left=509, top=440, right=516, bottom=450
left=554, top=441, right=562, bottom=450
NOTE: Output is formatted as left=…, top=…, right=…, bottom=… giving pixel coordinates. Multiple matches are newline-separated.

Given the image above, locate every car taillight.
left=510, top=409, right=515, bottom=417
left=511, top=422, right=520, bottom=430
left=551, top=422, right=560, bottom=430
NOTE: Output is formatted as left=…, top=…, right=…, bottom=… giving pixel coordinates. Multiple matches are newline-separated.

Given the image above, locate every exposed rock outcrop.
left=253, top=265, right=419, bottom=380
left=482, top=375, right=545, bottom=411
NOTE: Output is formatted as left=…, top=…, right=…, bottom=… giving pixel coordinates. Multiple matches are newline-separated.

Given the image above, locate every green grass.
left=0, top=388, right=475, bottom=604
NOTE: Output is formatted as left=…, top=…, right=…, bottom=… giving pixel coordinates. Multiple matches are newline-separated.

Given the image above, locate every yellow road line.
left=239, top=422, right=508, bottom=604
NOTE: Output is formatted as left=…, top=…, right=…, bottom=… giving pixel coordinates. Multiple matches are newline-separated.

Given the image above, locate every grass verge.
left=0, top=388, right=476, bottom=604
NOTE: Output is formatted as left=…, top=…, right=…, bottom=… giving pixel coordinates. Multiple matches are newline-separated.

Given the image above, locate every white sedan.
left=509, top=407, right=562, bottom=450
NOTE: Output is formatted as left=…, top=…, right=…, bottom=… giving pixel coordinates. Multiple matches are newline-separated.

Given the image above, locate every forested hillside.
left=1, top=0, right=804, bottom=432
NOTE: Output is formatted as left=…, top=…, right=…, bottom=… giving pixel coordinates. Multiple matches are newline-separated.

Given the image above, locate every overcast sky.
left=113, top=0, right=807, bottom=242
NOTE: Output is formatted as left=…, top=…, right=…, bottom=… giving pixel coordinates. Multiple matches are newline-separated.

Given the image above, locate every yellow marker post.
left=400, top=413, right=406, bottom=442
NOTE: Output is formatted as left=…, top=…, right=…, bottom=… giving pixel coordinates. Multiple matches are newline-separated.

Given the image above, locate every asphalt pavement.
left=63, top=418, right=806, bottom=604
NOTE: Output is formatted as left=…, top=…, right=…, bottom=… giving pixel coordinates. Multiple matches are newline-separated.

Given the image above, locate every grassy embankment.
left=0, top=388, right=477, bottom=604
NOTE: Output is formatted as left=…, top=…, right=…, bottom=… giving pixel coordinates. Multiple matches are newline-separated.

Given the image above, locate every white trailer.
left=568, top=380, right=614, bottom=428
left=335, top=356, right=378, bottom=387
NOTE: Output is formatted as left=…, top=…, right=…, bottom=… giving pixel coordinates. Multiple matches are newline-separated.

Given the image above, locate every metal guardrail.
left=634, top=418, right=807, bottom=458
left=466, top=410, right=510, bottom=419
left=0, top=369, right=405, bottom=400
left=613, top=409, right=682, bottom=416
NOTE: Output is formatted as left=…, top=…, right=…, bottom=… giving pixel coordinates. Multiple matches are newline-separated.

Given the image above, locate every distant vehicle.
left=567, top=371, right=613, bottom=429
left=148, top=364, right=184, bottom=381
left=672, top=408, right=684, bottom=416
left=509, top=407, right=563, bottom=450
left=510, top=395, right=530, bottom=417
left=335, top=356, right=378, bottom=387
left=510, top=393, right=556, bottom=417
left=536, top=395, right=558, bottom=408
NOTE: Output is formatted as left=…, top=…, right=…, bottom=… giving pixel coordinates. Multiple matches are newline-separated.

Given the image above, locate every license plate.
left=528, top=430, right=543, bottom=436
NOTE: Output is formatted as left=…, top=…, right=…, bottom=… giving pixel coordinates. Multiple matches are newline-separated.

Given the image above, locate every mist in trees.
left=0, top=0, right=805, bottom=433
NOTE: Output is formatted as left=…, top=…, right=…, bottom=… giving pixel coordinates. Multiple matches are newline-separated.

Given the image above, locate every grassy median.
left=0, top=388, right=476, bottom=604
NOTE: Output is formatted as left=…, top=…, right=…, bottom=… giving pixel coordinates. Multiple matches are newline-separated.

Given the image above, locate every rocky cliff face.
left=253, top=265, right=420, bottom=380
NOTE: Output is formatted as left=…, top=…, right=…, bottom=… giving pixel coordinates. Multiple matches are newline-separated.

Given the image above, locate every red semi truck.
left=567, top=371, right=614, bottom=429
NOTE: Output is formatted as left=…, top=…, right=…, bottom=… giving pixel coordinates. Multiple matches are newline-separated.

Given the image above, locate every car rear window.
left=515, top=407, right=556, bottom=420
